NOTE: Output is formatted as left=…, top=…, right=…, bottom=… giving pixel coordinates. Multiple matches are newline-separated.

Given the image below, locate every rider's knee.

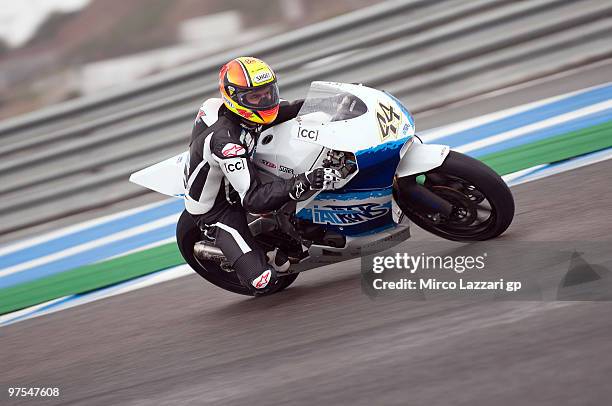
left=234, top=251, right=279, bottom=295
left=250, top=268, right=279, bottom=296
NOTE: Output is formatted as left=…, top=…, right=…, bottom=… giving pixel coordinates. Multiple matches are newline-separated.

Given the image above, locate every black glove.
left=289, top=168, right=343, bottom=201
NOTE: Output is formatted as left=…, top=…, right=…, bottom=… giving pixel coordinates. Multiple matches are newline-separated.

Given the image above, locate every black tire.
left=176, top=210, right=299, bottom=296
left=395, top=151, right=514, bottom=241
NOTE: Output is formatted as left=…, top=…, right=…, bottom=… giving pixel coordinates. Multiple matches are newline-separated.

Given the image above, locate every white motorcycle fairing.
left=396, top=141, right=450, bottom=178
left=129, top=82, right=452, bottom=268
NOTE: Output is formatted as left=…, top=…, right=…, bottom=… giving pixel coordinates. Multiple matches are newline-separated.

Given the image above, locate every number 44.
left=376, top=102, right=400, bottom=140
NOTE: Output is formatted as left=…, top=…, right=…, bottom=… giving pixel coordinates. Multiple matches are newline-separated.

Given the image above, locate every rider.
left=184, top=56, right=341, bottom=295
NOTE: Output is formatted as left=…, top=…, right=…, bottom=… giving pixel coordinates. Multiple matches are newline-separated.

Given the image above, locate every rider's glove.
left=289, top=168, right=343, bottom=201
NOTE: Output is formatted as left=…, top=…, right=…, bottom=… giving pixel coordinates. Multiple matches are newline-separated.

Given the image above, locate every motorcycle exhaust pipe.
left=399, top=178, right=454, bottom=217
left=194, top=242, right=226, bottom=262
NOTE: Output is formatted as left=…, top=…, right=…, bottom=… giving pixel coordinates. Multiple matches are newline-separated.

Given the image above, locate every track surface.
left=3, top=72, right=612, bottom=404
left=2, top=157, right=612, bottom=406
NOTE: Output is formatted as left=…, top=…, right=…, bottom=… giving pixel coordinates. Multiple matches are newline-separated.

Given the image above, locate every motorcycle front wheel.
left=394, top=151, right=514, bottom=241
left=176, top=210, right=299, bottom=296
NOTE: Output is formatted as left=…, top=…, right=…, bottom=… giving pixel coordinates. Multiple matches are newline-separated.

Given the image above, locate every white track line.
left=420, top=93, right=573, bottom=141
left=504, top=147, right=612, bottom=187
left=0, top=297, right=68, bottom=326
left=0, top=213, right=180, bottom=278
left=420, top=81, right=612, bottom=142
left=0, top=265, right=192, bottom=326
left=456, top=100, right=612, bottom=153
left=500, top=165, right=547, bottom=184
left=101, top=236, right=176, bottom=262
left=0, top=197, right=175, bottom=256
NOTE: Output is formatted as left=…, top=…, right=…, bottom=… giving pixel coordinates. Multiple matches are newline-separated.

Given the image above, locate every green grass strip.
left=0, top=242, right=184, bottom=314
left=2, top=121, right=611, bottom=316
left=479, top=120, right=612, bottom=175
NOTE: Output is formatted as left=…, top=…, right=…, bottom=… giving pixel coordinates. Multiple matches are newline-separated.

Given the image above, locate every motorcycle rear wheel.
left=395, top=151, right=514, bottom=241
left=176, top=210, right=299, bottom=296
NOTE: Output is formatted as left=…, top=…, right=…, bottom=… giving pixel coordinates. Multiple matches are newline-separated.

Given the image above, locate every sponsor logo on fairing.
left=376, top=101, right=401, bottom=141
left=312, top=202, right=390, bottom=225
left=252, top=269, right=272, bottom=289
left=402, top=123, right=411, bottom=136
left=279, top=165, right=294, bottom=174
left=260, top=159, right=276, bottom=169
left=296, top=126, right=319, bottom=141
left=222, top=143, right=246, bottom=157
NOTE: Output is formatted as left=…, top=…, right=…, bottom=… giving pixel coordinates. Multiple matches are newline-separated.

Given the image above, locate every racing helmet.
left=219, top=57, right=280, bottom=125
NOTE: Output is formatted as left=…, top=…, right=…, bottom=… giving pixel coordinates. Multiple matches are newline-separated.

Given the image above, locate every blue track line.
left=0, top=223, right=176, bottom=289
left=0, top=200, right=183, bottom=269
left=435, top=84, right=612, bottom=147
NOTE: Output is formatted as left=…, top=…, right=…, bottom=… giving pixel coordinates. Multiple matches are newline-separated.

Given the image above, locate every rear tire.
left=176, top=210, right=299, bottom=296
left=395, top=151, right=514, bottom=241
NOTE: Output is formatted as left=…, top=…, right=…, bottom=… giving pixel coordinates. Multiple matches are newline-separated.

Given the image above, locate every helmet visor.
left=236, top=83, right=279, bottom=109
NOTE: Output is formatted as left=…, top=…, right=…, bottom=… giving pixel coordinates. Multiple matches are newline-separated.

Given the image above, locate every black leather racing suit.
left=184, top=100, right=303, bottom=294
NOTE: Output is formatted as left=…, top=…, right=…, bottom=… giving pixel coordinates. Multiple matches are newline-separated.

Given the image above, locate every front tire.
left=395, top=151, right=514, bottom=241
left=176, top=210, right=299, bottom=296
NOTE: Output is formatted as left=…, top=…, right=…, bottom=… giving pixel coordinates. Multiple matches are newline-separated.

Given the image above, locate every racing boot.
left=267, top=248, right=290, bottom=273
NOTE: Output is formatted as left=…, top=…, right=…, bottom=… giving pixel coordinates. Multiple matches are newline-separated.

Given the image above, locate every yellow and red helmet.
left=219, top=57, right=280, bottom=125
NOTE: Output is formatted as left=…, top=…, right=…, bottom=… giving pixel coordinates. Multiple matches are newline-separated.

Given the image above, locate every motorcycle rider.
left=184, top=56, right=342, bottom=295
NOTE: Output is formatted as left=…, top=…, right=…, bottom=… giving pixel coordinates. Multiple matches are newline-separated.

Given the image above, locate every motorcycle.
left=130, top=82, right=514, bottom=295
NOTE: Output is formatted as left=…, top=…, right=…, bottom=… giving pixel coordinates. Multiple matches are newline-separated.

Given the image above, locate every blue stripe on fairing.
left=435, top=84, right=612, bottom=148
left=0, top=223, right=177, bottom=289
left=316, top=188, right=392, bottom=201
left=0, top=199, right=183, bottom=269
left=469, top=110, right=612, bottom=157
left=348, top=137, right=409, bottom=189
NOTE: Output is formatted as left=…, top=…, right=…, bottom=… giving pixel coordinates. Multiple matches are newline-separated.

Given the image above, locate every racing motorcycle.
left=130, top=82, right=514, bottom=295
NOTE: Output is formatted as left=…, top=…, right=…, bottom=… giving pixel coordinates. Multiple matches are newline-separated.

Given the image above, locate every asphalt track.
left=2, top=77, right=612, bottom=405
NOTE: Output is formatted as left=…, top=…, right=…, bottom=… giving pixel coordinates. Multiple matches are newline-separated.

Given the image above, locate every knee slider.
left=233, top=251, right=279, bottom=295
left=250, top=268, right=279, bottom=295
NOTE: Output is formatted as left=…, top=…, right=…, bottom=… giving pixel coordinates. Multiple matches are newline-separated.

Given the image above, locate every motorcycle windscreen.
left=297, top=82, right=368, bottom=123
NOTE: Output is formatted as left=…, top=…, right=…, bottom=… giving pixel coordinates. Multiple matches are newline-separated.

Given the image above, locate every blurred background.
left=0, top=0, right=381, bottom=119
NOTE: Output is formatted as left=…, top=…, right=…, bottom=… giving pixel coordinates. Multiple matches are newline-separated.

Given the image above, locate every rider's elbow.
left=241, top=194, right=267, bottom=215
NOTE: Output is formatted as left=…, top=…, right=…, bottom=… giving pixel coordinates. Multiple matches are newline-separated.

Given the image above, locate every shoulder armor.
left=195, top=98, right=224, bottom=126
left=211, top=128, right=247, bottom=160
